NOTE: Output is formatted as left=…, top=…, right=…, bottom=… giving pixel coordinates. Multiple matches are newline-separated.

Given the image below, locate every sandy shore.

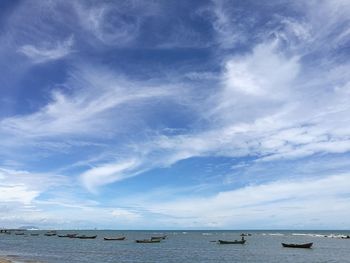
left=0, top=256, right=42, bottom=263
left=0, top=258, right=12, bottom=263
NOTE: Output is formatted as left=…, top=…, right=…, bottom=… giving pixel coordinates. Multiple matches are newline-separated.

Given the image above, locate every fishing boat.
left=30, top=233, right=40, bottom=236
left=136, top=239, right=161, bottom=243
left=104, top=236, right=126, bottom=241
left=58, top=234, right=77, bottom=238
left=218, top=239, right=246, bottom=244
left=77, top=235, right=97, bottom=239
left=15, top=232, right=25, bottom=235
left=44, top=231, right=57, bottom=236
left=282, top=242, right=313, bottom=248
left=151, top=235, right=167, bottom=240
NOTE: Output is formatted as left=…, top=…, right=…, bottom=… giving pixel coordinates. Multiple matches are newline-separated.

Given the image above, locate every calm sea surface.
left=1, top=230, right=350, bottom=262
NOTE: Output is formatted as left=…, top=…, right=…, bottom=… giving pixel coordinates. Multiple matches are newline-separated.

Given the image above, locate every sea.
left=1, top=230, right=350, bottom=263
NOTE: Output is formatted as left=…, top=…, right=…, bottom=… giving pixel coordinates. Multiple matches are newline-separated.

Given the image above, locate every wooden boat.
left=58, top=234, right=77, bottom=238
left=30, top=233, right=39, bottom=236
left=104, top=236, right=126, bottom=241
left=15, top=232, right=25, bottom=235
left=282, top=242, right=313, bottom=248
left=151, top=235, right=167, bottom=240
left=218, top=239, right=246, bottom=244
left=45, top=231, right=57, bottom=236
left=77, top=235, right=97, bottom=239
left=136, top=239, right=161, bottom=243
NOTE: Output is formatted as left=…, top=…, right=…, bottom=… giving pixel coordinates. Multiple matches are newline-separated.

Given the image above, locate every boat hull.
left=218, top=240, right=246, bottom=244
left=282, top=242, right=313, bottom=248
left=136, top=239, right=161, bottom=243
left=77, top=235, right=97, bottom=239
left=104, top=237, right=126, bottom=241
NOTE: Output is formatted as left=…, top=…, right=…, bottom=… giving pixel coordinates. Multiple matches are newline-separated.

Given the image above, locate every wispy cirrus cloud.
left=74, top=1, right=147, bottom=46
left=0, top=65, right=176, bottom=139
left=77, top=36, right=350, bottom=191
left=80, top=159, right=141, bottom=193
left=18, top=36, right=74, bottom=63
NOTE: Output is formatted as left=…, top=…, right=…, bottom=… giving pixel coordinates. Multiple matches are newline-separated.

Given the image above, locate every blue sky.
left=0, top=0, right=350, bottom=230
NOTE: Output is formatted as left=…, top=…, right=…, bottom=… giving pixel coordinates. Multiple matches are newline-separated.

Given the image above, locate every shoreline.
left=0, top=256, right=42, bottom=263
left=0, top=258, right=12, bottom=263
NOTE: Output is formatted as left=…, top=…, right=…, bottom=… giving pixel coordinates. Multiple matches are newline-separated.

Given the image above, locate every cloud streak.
left=18, top=36, right=74, bottom=63
left=0, top=66, right=176, bottom=139
left=141, top=173, right=350, bottom=228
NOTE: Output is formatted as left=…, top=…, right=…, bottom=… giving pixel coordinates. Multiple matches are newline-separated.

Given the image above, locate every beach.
left=0, top=258, right=12, bottom=263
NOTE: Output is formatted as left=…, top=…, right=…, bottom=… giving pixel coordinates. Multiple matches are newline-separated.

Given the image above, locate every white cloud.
left=111, top=208, right=141, bottom=221
left=75, top=3, right=140, bottom=45
left=222, top=42, right=299, bottom=97
left=0, top=66, right=175, bottom=139
left=142, top=173, right=350, bottom=228
left=73, top=37, right=350, bottom=190
left=80, top=159, right=141, bottom=193
left=0, top=168, right=68, bottom=193
left=0, top=167, right=71, bottom=227
left=209, top=0, right=244, bottom=48
left=18, top=36, right=74, bottom=63
left=0, top=185, right=39, bottom=204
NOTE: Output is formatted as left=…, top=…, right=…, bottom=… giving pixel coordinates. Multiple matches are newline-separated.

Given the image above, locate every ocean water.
left=1, top=230, right=350, bottom=262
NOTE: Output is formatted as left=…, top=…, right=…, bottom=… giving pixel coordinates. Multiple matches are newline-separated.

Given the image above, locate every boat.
left=77, top=235, right=97, bottom=239
left=58, top=234, right=77, bottom=238
left=30, top=233, right=39, bottom=236
left=136, top=239, right=161, bottom=243
left=282, top=242, right=313, bottom=248
left=44, top=231, right=57, bottom=236
left=151, top=235, right=167, bottom=240
left=218, top=239, right=246, bottom=244
left=15, top=232, right=25, bottom=235
left=104, top=236, right=126, bottom=241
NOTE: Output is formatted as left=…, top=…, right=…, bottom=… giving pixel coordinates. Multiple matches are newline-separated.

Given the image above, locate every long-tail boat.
left=151, top=235, right=167, bottom=240
left=58, top=234, right=77, bottom=238
left=44, top=231, right=57, bottom=236
left=104, top=236, right=126, bottom=241
left=136, top=239, right=161, bottom=243
left=77, top=235, right=97, bottom=239
left=282, top=242, right=313, bottom=248
left=218, top=239, right=246, bottom=244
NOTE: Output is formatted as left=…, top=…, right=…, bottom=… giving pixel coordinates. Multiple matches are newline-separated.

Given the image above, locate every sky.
left=0, top=0, right=350, bottom=230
